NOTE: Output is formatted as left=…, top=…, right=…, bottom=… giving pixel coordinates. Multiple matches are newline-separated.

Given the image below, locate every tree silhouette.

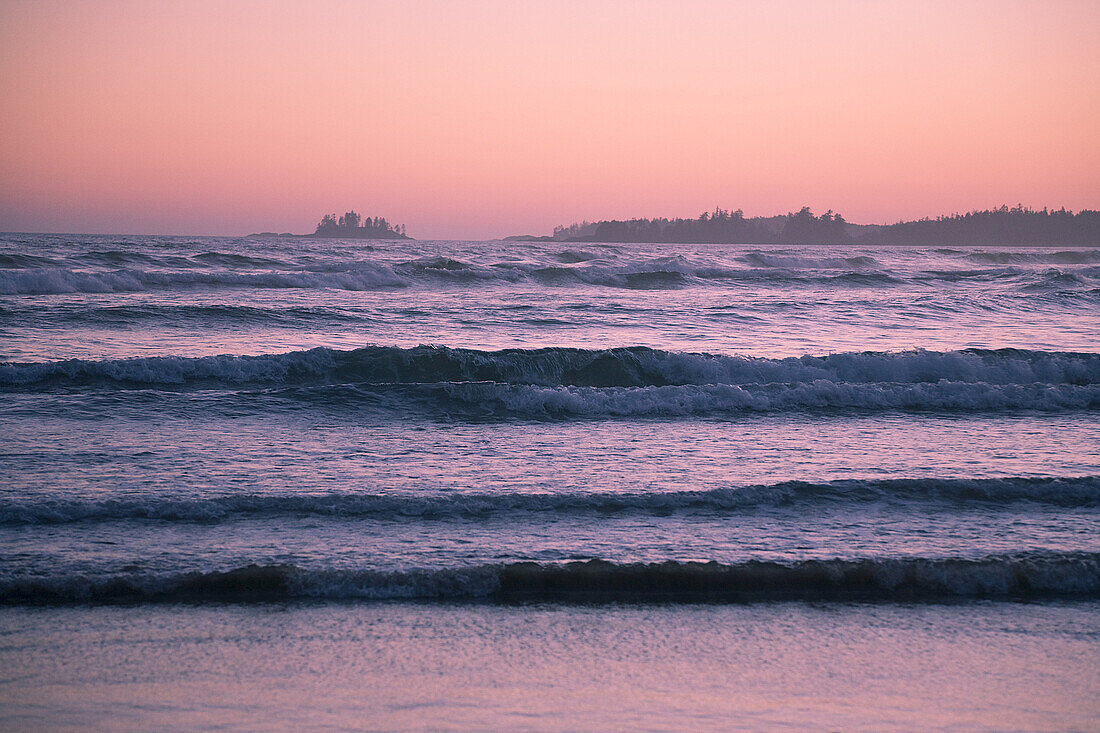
left=312, top=210, right=409, bottom=239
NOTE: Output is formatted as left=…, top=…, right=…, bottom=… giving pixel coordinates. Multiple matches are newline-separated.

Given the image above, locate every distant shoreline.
left=0, top=230, right=1096, bottom=246
left=507, top=206, right=1099, bottom=247
left=500, top=235, right=1097, bottom=247
left=246, top=231, right=413, bottom=240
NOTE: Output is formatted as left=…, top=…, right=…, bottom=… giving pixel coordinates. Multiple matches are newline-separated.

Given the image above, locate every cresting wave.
left=964, top=250, right=1100, bottom=265
left=0, top=264, right=407, bottom=294
left=0, top=250, right=298, bottom=270
left=4, top=347, right=1097, bottom=416
left=8, top=380, right=1091, bottom=417
left=4, top=476, right=1096, bottom=525
left=737, top=252, right=881, bottom=269
left=401, top=380, right=1098, bottom=416
left=1, top=256, right=1096, bottom=293
left=3, top=553, right=1097, bottom=604
left=0, top=303, right=372, bottom=328
left=4, top=345, right=1098, bottom=390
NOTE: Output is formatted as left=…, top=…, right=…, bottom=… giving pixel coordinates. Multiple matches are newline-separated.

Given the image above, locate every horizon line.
left=3, top=203, right=1098, bottom=241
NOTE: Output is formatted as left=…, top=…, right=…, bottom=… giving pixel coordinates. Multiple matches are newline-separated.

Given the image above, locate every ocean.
left=1, top=234, right=1097, bottom=730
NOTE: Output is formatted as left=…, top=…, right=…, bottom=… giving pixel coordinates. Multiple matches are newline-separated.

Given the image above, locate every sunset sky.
left=1, top=0, right=1097, bottom=239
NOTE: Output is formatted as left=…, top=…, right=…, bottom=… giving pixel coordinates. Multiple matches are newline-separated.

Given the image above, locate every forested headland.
left=510, top=206, right=1099, bottom=245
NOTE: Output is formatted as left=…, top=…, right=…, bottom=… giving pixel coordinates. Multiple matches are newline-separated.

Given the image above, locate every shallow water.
left=2, top=602, right=1098, bottom=732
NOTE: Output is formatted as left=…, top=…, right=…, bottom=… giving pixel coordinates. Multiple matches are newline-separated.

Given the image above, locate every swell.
left=0, top=265, right=406, bottom=294
left=738, top=252, right=881, bottom=269
left=964, top=250, right=1100, bottom=265
left=4, top=346, right=1098, bottom=391
left=3, top=553, right=1097, bottom=604
left=4, top=289, right=1095, bottom=332
left=0, top=303, right=373, bottom=328
left=2, top=258, right=1095, bottom=294
left=4, top=476, right=1096, bottom=525
left=7, top=380, right=1093, bottom=418
left=402, top=380, right=1100, bottom=416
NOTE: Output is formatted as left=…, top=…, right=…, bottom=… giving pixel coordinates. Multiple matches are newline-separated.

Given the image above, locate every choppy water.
left=1, top=234, right=1098, bottom=604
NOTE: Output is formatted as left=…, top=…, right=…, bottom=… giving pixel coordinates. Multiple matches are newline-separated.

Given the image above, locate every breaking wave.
left=0, top=265, right=407, bottom=295
left=4, top=253, right=1093, bottom=294
left=964, top=250, right=1100, bottom=265
left=4, top=346, right=1097, bottom=391
left=4, top=347, right=1097, bottom=416
left=738, top=252, right=881, bottom=269
left=4, top=476, right=1096, bottom=525
left=4, top=553, right=1097, bottom=604
left=359, top=380, right=1097, bottom=417
left=0, top=303, right=372, bottom=328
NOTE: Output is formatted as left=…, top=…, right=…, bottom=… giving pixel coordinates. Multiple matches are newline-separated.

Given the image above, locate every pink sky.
left=1, top=0, right=1097, bottom=240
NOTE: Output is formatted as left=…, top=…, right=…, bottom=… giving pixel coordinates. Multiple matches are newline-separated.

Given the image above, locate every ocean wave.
left=914, top=267, right=1098, bottom=288
left=3, top=346, right=1097, bottom=391
left=190, top=252, right=291, bottom=268
left=11, top=253, right=1096, bottom=296
left=554, top=249, right=602, bottom=263
left=391, top=380, right=1100, bottom=417
left=67, top=250, right=197, bottom=268
left=0, top=303, right=371, bottom=328
left=4, top=476, right=1095, bottom=525
left=738, top=252, right=881, bottom=269
left=2, top=256, right=1094, bottom=293
left=1021, top=269, right=1094, bottom=291
left=4, top=347, right=1098, bottom=416
left=1, top=249, right=301, bottom=271
left=3, top=553, right=1096, bottom=604
left=964, top=250, right=1100, bottom=265
left=0, top=265, right=407, bottom=294
left=526, top=260, right=904, bottom=288
left=7, top=381, right=1094, bottom=418
left=531, top=266, right=695, bottom=289
left=0, top=253, right=61, bottom=269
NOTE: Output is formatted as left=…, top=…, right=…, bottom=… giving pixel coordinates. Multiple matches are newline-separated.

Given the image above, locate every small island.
left=309, top=211, right=410, bottom=239
left=251, top=211, right=411, bottom=239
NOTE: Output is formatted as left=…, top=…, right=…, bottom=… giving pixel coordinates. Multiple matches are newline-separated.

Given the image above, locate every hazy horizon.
left=1, top=202, right=1096, bottom=241
left=2, top=0, right=1098, bottom=239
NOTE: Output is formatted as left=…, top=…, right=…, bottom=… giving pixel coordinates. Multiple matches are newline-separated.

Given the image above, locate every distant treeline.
left=311, top=211, right=409, bottom=239
left=536, top=206, right=1099, bottom=245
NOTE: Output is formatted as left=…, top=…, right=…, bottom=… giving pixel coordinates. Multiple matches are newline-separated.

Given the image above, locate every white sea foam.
left=428, top=381, right=1099, bottom=416
left=4, top=347, right=1097, bottom=415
